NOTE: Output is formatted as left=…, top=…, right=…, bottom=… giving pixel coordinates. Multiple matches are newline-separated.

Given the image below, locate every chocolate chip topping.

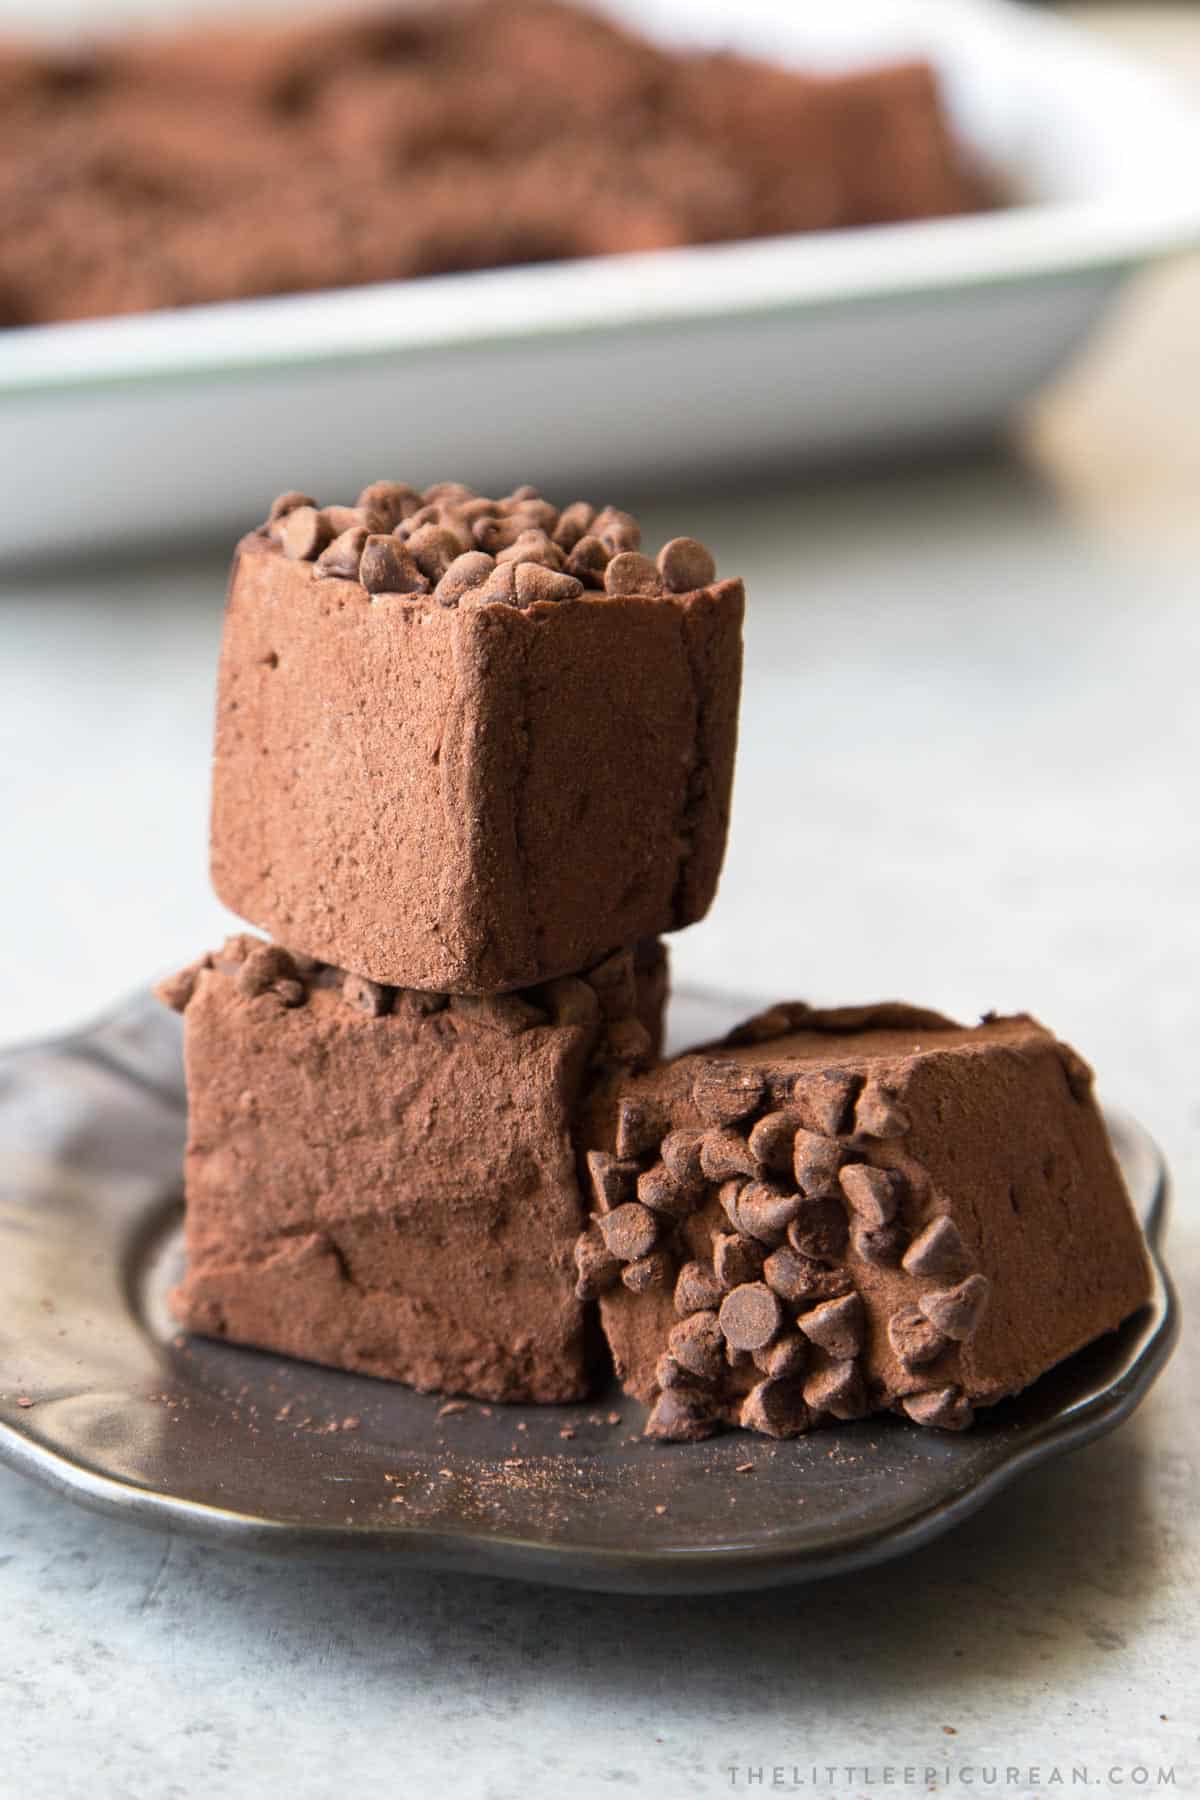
left=740, top=1379, right=811, bottom=1439
left=887, top=1304, right=949, bottom=1369
left=795, top=1291, right=866, bottom=1359
left=851, top=1220, right=908, bottom=1267
left=660, top=1128, right=706, bottom=1187
left=746, top=1109, right=797, bottom=1172
left=919, top=1273, right=990, bottom=1342
left=622, top=1250, right=673, bottom=1294
left=792, top=1128, right=846, bottom=1198
left=258, top=484, right=723, bottom=609
left=359, top=535, right=429, bottom=597
left=645, top=1388, right=718, bottom=1443
left=839, top=1163, right=905, bottom=1228
left=712, top=1230, right=766, bottom=1290
left=718, top=1281, right=783, bottom=1351
left=674, top=1261, right=724, bottom=1317
left=595, top=1202, right=659, bottom=1263
left=785, top=1194, right=850, bottom=1261
left=753, top=1332, right=808, bottom=1381
left=901, top=1215, right=969, bottom=1279
left=699, top=1127, right=758, bottom=1182
left=280, top=505, right=332, bottom=562
left=315, top=526, right=369, bottom=581
left=789, top=1069, right=860, bottom=1136
left=667, top=1311, right=725, bottom=1381
left=902, top=1387, right=974, bottom=1432
left=236, top=943, right=297, bottom=998
left=573, top=1226, right=620, bottom=1300
left=762, top=1243, right=848, bottom=1305
left=803, top=1357, right=868, bottom=1421
left=637, top=1161, right=699, bottom=1219
left=722, top=1178, right=804, bottom=1246
left=657, top=537, right=717, bottom=594
left=615, top=1097, right=666, bottom=1161
left=586, top=1150, right=635, bottom=1212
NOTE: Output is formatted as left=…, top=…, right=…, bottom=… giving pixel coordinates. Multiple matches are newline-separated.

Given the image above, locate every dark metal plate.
left=0, top=990, right=1178, bottom=1594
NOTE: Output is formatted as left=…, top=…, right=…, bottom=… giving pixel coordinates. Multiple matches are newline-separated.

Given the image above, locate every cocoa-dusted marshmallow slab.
left=159, top=934, right=667, bottom=1403
left=210, top=489, right=742, bottom=993
left=575, top=1003, right=1152, bottom=1441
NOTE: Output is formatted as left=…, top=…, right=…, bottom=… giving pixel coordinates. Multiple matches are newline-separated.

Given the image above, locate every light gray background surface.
left=1, top=13, right=1198, bottom=1797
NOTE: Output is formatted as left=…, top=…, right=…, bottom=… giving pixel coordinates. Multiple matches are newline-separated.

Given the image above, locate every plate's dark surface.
left=0, top=991, right=1178, bottom=1594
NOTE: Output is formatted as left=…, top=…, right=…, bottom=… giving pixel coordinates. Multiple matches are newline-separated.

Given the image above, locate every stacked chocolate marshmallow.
left=159, top=481, right=1151, bottom=1440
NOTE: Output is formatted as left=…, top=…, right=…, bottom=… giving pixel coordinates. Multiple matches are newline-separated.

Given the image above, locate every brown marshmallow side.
left=159, top=934, right=667, bottom=1403
left=210, top=500, right=742, bottom=994
left=575, top=1004, right=1153, bottom=1441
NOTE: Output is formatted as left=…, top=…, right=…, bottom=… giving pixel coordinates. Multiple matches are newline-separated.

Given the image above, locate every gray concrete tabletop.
left=2, top=18, right=1199, bottom=1800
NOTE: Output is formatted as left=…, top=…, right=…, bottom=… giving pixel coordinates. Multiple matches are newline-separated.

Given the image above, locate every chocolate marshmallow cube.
left=211, top=486, right=743, bottom=993
left=576, top=1003, right=1152, bottom=1441
left=160, top=935, right=667, bottom=1402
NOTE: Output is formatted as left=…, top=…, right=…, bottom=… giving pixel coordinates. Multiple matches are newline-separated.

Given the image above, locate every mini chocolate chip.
left=565, top=534, right=611, bottom=586
left=637, top=1161, right=697, bottom=1219
left=919, top=1273, right=990, bottom=1342
left=274, top=978, right=307, bottom=1008
left=601, top=1017, right=654, bottom=1068
left=851, top=1220, right=907, bottom=1266
left=902, top=1387, right=974, bottom=1431
left=236, top=944, right=297, bottom=998
left=405, top=523, right=463, bottom=583
left=585, top=948, right=638, bottom=1018
left=803, top=1357, right=869, bottom=1421
left=724, top=1178, right=804, bottom=1246
left=839, top=1163, right=904, bottom=1228
left=604, top=550, right=662, bottom=596
left=495, top=528, right=564, bottom=570
left=315, top=525, right=368, bottom=581
left=661, top=1128, right=706, bottom=1187
left=888, top=1304, right=949, bottom=1369
left=796, top=1291, right=865, bottom=1359
left=644, top=1388, right=718, bottom=1442
left=424, top=481, right=477, bottom=505
left=359, top=535, right=429, bottom=597
left=623, top=1250, right=673, bottom=1294
left=902, top=1216, right=969, bottom=1279
left=467, top=562, right=518, bottom=606
left=854, top=1081, right=912, bottom=1139
left=718, top=1281, right=783, bottom=1351
left=674, top=1261, right=724, bottom=1317
left=793, top=1128, right=846, bottom=1198
left=552, top=500, right=595, bottom=550
left=586, top=1150, right=637, bottom=1213
left=615, top=1097, right=667, bottom=1161
left=267, top=490, right=316, bottom=528
left=657, top=536, right=716, bottom=593
left=506, top=499, right=559, bottom=535
left=668, top=1310, right=725, bottom=1381
left=740, top=1379, right=810, bottom=1439
left=693, top=1061, right=766, bottom=1126
left=355, top=481, right=423, bottom=529
left=746, top=1109, right=797, bottom=1171
left=574, top=1227, right=620, bottom=1300
left=473, top=515, right=525, bottom=554
left=786, top=1194, right=849, bottom=1261
left=596, top=1202, right=659, bottom=1263
left=713, top=1230, right=766, bottom=1290
left=789, top=1069, right=860, bottom=1136
left=656, top=1353, right=695, bottom=1391
left=280, top=504, right=333, bottom=562
left=592, top=506, right=642, bottom=553
left=763, top=1244, right=828, bottom=1304
left=753, top=1331, right=808, bottom=1380
left=342, top=973, right=391, bottom=1016
left=699, top=1127, right=758, bottom=1183
left=514, top=563, right=583, bottom=606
